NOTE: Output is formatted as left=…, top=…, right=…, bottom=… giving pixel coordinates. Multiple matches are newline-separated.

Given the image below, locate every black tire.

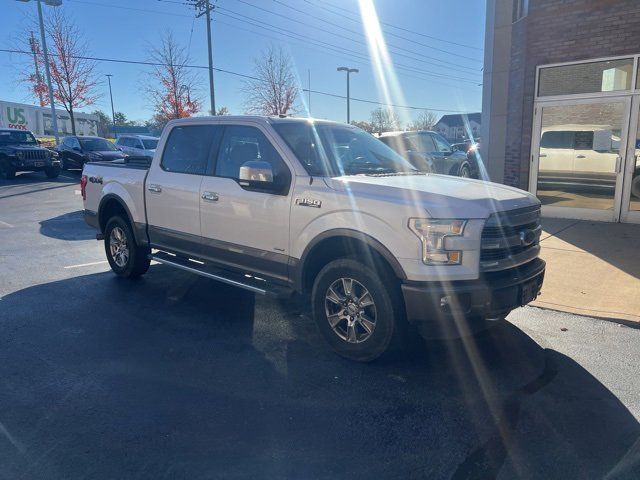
left=1, top=162, right=16, bottom=180
left=45, top=166, right=61, bottom=178
left=311, top=258, right=404, bottom=362
left=104, top=215, right=150, bottom=278
left=459, top=163, right=471, bottom=178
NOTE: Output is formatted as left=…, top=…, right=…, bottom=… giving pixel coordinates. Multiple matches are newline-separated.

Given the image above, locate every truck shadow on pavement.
left=0, top=172, right=77, bottom=200
left=39, top=210, right=97, bottom=241
left=0, top=266, right=638, bottom=479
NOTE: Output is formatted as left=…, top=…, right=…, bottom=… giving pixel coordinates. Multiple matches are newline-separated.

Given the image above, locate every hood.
left=3, top=144, right=45, bottom=151
left=88, top=150, right=125, bottom=161
left=325, top=173, right=539, bottom=219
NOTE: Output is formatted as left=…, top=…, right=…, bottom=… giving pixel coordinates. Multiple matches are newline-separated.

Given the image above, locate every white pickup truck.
left=82, top=116, right=545, bottom=361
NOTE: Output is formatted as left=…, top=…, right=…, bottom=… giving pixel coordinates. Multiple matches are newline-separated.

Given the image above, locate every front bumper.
left=402, top=258, right=545, bottom=323
left=8, top=157, right=59, bottom=171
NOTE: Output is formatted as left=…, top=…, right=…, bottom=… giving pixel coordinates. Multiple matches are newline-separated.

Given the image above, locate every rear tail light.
left=80, top=175, right=87, bottom=200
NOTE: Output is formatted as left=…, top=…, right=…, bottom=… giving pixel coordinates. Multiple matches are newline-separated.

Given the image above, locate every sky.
left=0, top=0, right=486, bottom=126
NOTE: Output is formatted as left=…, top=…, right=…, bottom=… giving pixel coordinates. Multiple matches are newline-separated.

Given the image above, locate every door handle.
left=147, top=184, right=162, bottom=193
left=201, top=191, right=219, bottom=202
left=576, top=154, right=586, bottom=158
left=615, top=156, right=622, bottom=174
left=539, top=154, right=547, bottom=157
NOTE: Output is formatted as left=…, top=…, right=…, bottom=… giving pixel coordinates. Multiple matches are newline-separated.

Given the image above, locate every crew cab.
left=0, top=128, right=60, bottom=179
left=81, top=116, right=545, bottom=361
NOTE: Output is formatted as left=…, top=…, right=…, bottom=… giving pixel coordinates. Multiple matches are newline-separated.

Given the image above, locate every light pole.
left=18, top=0, right=62, bottom=144
left=190, top=0, right=216, bottom=115
left=337, top=66, right=358, bottom=124
left=105, top=74, right=116, bottom=138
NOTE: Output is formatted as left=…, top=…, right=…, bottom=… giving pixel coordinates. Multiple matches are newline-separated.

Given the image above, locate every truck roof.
left=165, top=115, right=352, bottom=129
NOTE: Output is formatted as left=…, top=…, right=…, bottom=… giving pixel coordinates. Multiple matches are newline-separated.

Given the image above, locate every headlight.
left=408, top=218, right=467, bottom=265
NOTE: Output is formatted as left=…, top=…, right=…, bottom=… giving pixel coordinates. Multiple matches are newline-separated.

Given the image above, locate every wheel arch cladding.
left=297, top=229, right=406, bottom=292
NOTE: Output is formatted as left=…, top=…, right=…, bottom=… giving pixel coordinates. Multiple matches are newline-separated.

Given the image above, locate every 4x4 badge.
left=296, top=198, right=322, bottom=208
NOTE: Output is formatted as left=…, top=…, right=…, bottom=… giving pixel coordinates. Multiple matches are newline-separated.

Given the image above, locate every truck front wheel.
left=104, top=215, right=150, bottom=278
left=0, top=162, right=15, bottom=180
left=311, top=258, right=403, bottom=362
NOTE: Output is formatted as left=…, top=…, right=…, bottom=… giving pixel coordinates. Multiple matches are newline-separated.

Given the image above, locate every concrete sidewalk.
left=532, top=218, right=640, bottom=323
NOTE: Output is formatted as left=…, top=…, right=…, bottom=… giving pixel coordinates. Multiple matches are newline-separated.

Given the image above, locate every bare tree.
left=146, top=31, right=201, bottom=128
left=350, top=120, right=375, bottom=134
left=370, top=108, right=400, bottom=135
left=409, top=110, right=439, bottom=131
left=16, top=10, right=100, bottom=135
left=243, top=45, right=297, bottom=116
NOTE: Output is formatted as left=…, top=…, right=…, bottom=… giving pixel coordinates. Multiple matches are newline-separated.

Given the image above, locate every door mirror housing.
left=239, top=160, right=274, bottom=183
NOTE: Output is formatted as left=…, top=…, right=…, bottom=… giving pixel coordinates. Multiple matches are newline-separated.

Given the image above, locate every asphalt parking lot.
left=1, top=171, right=639, bottom=479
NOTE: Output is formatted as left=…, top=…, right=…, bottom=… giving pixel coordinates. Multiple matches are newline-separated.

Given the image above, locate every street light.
left=105, top=74, right=116, bottom=138
left=17, top=0, right=62, bottom=143
left=337, top=66, right=358, bottom=124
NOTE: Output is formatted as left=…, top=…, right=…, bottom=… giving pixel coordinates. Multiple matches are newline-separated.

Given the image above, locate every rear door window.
left=540, top=131, right=575, bottom=149
left=161, top=125, right=221, bottom=175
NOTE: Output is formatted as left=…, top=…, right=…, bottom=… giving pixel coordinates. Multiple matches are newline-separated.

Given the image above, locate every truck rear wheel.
left=104, top=215, right=150, bottom=278
left=311, top=258, right=403, bottom=362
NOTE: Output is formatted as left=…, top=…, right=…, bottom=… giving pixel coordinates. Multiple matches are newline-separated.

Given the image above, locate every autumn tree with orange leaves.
left=18, top=10, right=99, bottom=135
left=146, top=32, right=201, bottom=130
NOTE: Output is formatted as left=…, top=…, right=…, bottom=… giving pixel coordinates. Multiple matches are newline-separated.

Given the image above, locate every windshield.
left=79, top=137, right=117, bottom=152
left=0, top=130, right=37, bottom=145
left=273, top=123, right=417, bottom=176
left=142, top=139, right=158, bottom=150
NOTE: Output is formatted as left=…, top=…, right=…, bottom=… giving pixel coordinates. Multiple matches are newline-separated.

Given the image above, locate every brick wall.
left=504, top=0, right=640, bottom=189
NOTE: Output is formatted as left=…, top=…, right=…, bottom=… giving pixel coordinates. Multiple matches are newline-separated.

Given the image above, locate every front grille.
left=480, top=205, right=541, bottom=272
left=21, top=150, right=48, bottom=161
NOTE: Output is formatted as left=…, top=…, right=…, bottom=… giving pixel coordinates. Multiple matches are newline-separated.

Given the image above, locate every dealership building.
left=482, top=0, right=640, bottom=223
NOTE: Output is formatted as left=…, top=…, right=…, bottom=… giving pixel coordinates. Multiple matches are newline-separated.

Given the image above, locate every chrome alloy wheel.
left=324, top=277, right=377, bottom=343
left=109, top=226, right=129, bottom=268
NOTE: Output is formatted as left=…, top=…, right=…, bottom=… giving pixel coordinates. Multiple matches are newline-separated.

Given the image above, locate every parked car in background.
left=81, top=115, right=544, bottom=362
left=0, top=128, right=60, bottom=179
left=379, top=130, right=477, bottom=178
left=57, top=136, right=126, bottom=170
left=115, top=134, right=159, bottom=159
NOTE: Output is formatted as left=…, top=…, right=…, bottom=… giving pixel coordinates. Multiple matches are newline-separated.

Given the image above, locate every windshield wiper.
left=362, top=171, right=425, bottom=177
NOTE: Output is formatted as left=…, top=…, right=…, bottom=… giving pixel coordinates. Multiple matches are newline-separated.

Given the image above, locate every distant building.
left=433, top=113, right=481, bottom=142
left=0, top=100, right=98, bottom=137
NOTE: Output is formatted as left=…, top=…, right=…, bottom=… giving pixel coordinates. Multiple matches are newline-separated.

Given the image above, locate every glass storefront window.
left=630, top=122, right=640, bottom=212
left=538, top=59, right=633, bottom=97
left=536, top=102, right=625, bottom=210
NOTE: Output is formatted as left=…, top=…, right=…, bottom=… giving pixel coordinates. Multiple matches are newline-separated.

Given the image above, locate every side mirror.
left=451, top=145, right=458, bottom=152
left=72, top=146, right=81, bottom=152
left=239, top=160, right=273, bottom=184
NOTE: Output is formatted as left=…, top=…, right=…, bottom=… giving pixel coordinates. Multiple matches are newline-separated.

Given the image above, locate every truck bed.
left=82, top=159, right=149, bottom=228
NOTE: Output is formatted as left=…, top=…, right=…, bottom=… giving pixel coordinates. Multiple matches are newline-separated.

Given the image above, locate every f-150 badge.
left=295, top=198, right=322, bottom=208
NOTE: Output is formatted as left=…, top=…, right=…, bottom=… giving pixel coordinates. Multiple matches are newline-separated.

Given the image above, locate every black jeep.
left=0, top=128, right=61, bottom=180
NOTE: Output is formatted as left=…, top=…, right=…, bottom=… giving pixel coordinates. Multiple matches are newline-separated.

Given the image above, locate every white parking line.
left=0, top=220, right=13, bottom=228
left=63, top=260, right=108, bottom=269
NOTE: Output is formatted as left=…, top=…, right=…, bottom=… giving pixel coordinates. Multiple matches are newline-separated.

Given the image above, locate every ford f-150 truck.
left=82, top=116, right=545, bottom=361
